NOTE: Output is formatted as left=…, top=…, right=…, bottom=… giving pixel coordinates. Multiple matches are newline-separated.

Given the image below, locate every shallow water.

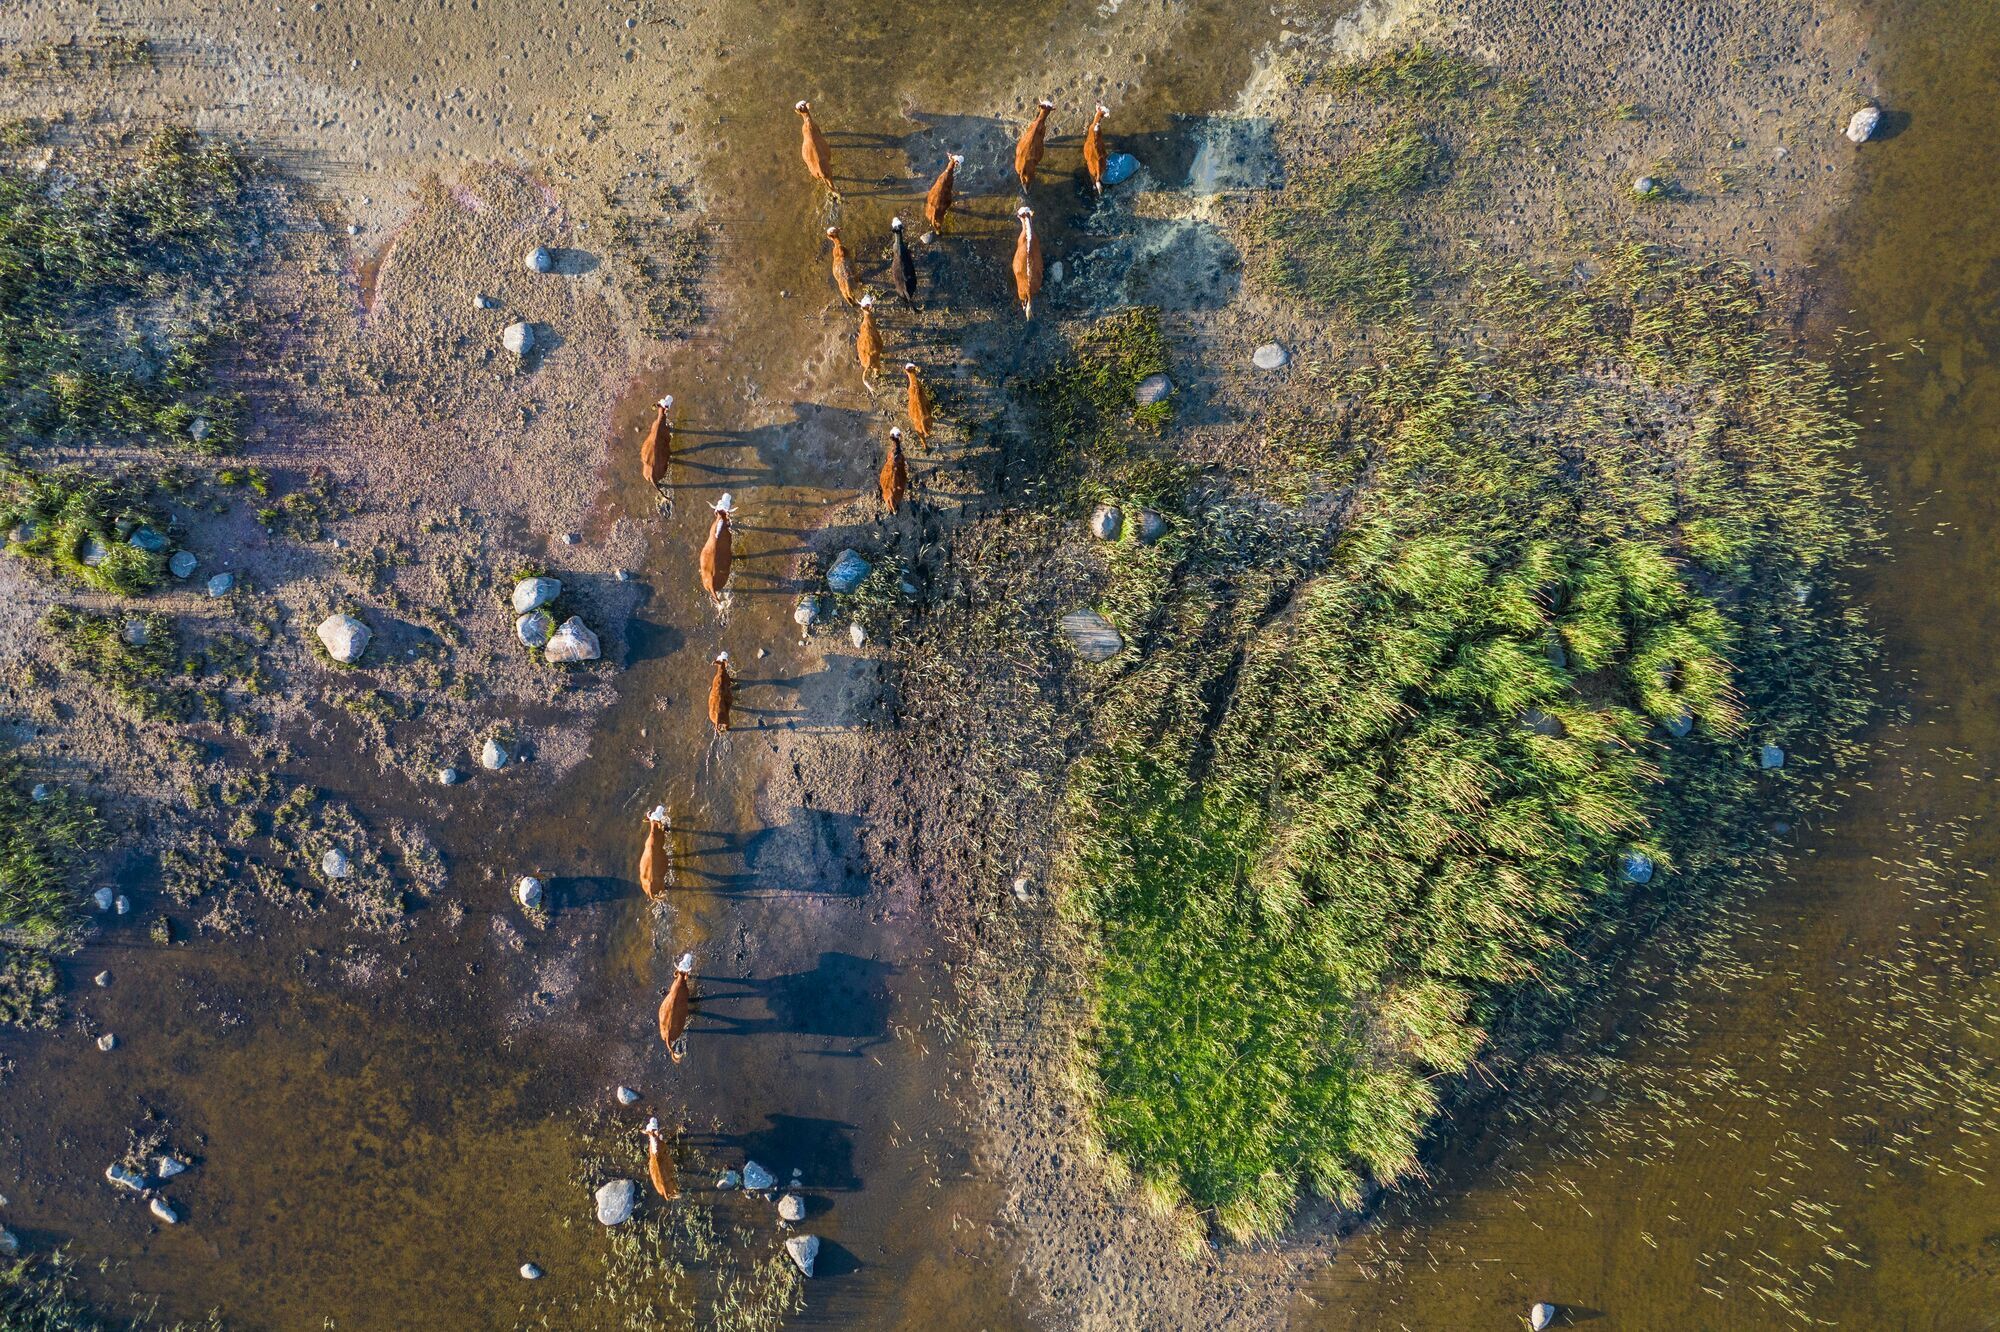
left=1301, top=3, right=2000, bottom=1327
left=0, top=0, right=1281, bottom=1326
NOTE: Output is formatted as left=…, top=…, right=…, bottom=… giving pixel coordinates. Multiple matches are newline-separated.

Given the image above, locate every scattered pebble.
left=777, top=1193, right=805, bottom=1223
left=1011, top=875, right=1033, bottom=902
left=1090, top=504, right=1122, bottom=541
left=1530, top=1303, right=1556, bottom=1332
left=437, top=767, right=461, bottom=786
left=520, top=1263, right=542, bottom=1280
left=544, top=617, right=601, bottom=663
left=785, top=1234, right=820, bottom=1278
left=1134, top=373, right=1173, bottom=406
left=716, top=1169, right=742, bottom=1190
left=615, top=1085, right=640, bottom=1106
left=128, top=527, right=168, bottom=553
left=516, top=876, right=545, bottom=909
left=525, top=245, right=553, bottom=273
left=1633, top=175, right=1658, bottom=196
left=826, top=549, right=871, bottom=594
left=594, top=1178, right=637, bottom=1226
left=559, top=532, right=581, bottom=546
left=149, top=1197, right=179, bottom=1225
left=516, top=610, right=555, bottom=649
left=105, top=1162, right=145, bottom=1191
left=502, top=321, right=535, bottom=357
left=756, top=648, right=767, bottom=659
left=1618, top=850, right=1656, bottom=885
left=1759, top=743, right=1787, bottom=770
left=0, top=1228, right=16, bottom=1257
left=513, top=576, right=562, bottom=614
left=1135, top=509, right=1167, bottom=545
left=742, top=1161, right=776, bottom=1192
left=315, top=613, right=372, bottom=664
left=794, top=595, right=821, bottom=629
left=473, top=294, right=493, bottom=310
left=848, top=622, right=867, bottom=649
left=345, top=223, right=360, bottom=237
left=93, top=887, right=114, bottom=912
left=1060, top=610, right=1124, bottom=663
left=96, top=1033, right=117, bottom=1052
left=205, top=572, right=234, bottom=597
left=481, top=737, right=512, bottom=770
left=94, top=970, right=112, bottom=987
left=1252, top=342, right=1290, bottom=370
left=113, top=894, right=129, bottom=916
left=30, top=783, right=49, bottom=802
left=322, top=848, right=353, bottom=880
left=156, top=1156, right=188, bottom=1179
left=614, top=568, right=632, bottom=582
left=1846, top=105, right=1882, bottom=143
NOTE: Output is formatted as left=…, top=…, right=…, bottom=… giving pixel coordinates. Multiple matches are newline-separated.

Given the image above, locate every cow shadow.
left=695, top=952, right=896, bottom=1052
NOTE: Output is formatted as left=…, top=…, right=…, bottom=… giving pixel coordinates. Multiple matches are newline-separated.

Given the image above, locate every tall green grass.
left=0, top=758, right=102, bottom=950
left=1059, top=61, right=1872, bottom=1238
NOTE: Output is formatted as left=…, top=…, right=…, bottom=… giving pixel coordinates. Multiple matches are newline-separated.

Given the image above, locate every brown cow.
left=642, top=1116, right=680, bottom=1201
left=699, top=494, right=735, bottom=603
left=795, top=100, right=834, bottom=192
left=825, top=226, right=855, bottom=305
left=903, top=362, right=932, bottom=448
left=708, top=652, right=734, bottom=733
left=658, top=951, right=695, bottom=1062
left=856, top=294, right=883, bottom=385
left=880, top=427, right=909, bottom=514
left=1082, top=105, right=1110, bottom=195
left=638, top=804, right=670, bottom=901
left=640, top=395, right=672, bottom=487
left=1012, top=207, right=1042, bottom=319
left=1014, top=99, right=1054, bottom=193
left=924, top=153, right=964, bottom=235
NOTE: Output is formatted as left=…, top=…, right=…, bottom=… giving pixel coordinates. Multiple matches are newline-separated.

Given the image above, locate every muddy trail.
left=0, top=0, right=1288, bottom=1327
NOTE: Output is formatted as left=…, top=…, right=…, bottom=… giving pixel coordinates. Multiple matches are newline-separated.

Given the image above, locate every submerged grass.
left=0, top=757, right=103, bottom=948
left=1055, top=52, right=1875, bottom=1239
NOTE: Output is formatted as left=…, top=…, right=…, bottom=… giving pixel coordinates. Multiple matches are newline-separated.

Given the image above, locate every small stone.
left=742, top=1161, right=776, bottom=1192
left=502, top=321, right=535, bottom=357
left=1101, top=152, right=1139, bottom=186
left=785, top=1234, right=820, bottom=1278
left=105, top=1163, right=145, bottom=1191
left=594, top=1178, right=637, bottom=1226
left=825, top=549, right=871, bottom=595
left=1633, top=176, right=1657, bottom=196
left=1060, top=610, right=1124, bottom=663
left=97, top=1033, right=117, bottom=1052
left=206, top=572, right=235, bottom=597
left=757, top=648, right=768, bottom=659
left=1090, top=504, right=1122, bottom=541
left=1759, top=743, right=1786, bottom=770
left=516, top=876, right=544, bottom=909
left=1011, top=875, right=1033, bottom=902
left=512, top=576, right=562, bottom=614
left=1664, top=711, right=1694, bottom=739
left=1252, top=343, right=1290, bottom=371
left=615, top=1085, right=640, bottom=1106
left=1618, top=850, right=1655, bottom=885
left=614, top=568, right=632, bottom=583
left=94, top=970, right=111, bottom=987
left=30, top=784, right=49, bottom=802
left=481, top=737, right=511, bottom=770
left=121, top=618, right=149, bottom=647
left=1846, top=105, right=1882, bottom=144
left=525, top=245, right=553, bottom=273
left=322, top=848, right=353, bottom=880
left=560, top=532, right=581, bottom=546
left=794, top=595, right=821, bottom=628
left=169, top=551, right=198, bottom=579
left=79, top=534, right=109, bottom=567
left=516, top=609, right=555, bottom=649
left=315, top=614, right=372, bottom=663
left=1520, top=709, right=1566, bottom=738
left=1793, top=582, right=1813, bottom=604
left=156, top=1156, right=188, bottom=1179
left=346, top=223, right=360, bottom=236
left=128, top=527, right=168, bottom=553
left=544, top=617, right=601, bottom=663
left=149, top=1197, right=179, bottom=1225
left=113, top=894, right=129, bottom=916
left=520, top=1263, right=542, bottom=1280
left=1134, top=374, right=1173, bottom=406
left=1135, top=509, right=1167, bottom=544
left=473, top=294, right=492, bottom=310
left=777, top=1193, right=806, bottom=1223
left=0, top=1228, right=16, bottom=1257
left=1530, top=1303, right=1556, bottom=1332
left=93, top=887, right=114, bottom=911
left=188, top=416, right=211, bottom=443
left=849, top=622, right=867, bottom=649
left=438, top=767, right=461, bottom=786
left=716, top=1170, right=742, bottom=1191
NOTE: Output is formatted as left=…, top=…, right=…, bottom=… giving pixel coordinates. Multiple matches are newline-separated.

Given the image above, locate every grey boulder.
left=481, top=737, right=511, bottom=770
left=516, top=609, right=555, bottom=649
left=316, top=614, right=372, bottom=664
left=1090, top=504, right=1122, bottom=541
left=594, top=1178, right=637, bottom=1226
left=169, top=551, right=198, bottom=579
left=512, top=577, right=562, bottom=614
left=1252, top=343, right=1290, bottom=371
left=543, top=617, right=601, bottom=663
left=1060, top=610, right=1124, bottom=663
left=502, top=321, right=535, bottom=357
left=826, top=549, right=872, bottom=595
left=1134, top=374, right=1173, bottom=406
left=1847, top=106, right=1882, bottom=143
left=786, top=1234, right=820, bottom=1277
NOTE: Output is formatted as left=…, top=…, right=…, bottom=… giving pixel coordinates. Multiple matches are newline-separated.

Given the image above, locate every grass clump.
left=1255, top=129, right=1442, bottom=313
left=0, top=1250, right=223, bottom=1330
left=0, top=759, right=103, bottom=947
left=41, top=606, right=191, bottom=724
left=0, top=465, right=165, bottom=594
left=1020, top=308, right=1172, bottom=485
left=1059, top=51, right=1873, bottom=1238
